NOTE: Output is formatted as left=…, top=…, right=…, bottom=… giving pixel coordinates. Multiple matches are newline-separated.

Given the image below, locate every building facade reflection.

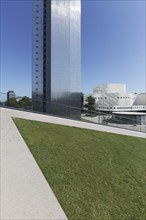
left=32, top=0, right=81, bottom=119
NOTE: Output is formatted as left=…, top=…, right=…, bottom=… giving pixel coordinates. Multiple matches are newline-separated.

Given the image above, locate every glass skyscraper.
left=32, top=0, right=81, bottom=118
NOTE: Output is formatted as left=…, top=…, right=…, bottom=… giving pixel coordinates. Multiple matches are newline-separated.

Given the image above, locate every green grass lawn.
left=13, top=118, right=145, bottom=220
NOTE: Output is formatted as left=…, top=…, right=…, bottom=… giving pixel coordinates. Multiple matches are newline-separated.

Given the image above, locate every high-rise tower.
left=32, top=0, right=81, bottom=118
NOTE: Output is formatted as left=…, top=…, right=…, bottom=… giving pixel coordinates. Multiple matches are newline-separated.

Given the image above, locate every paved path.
left=0, top=108, right=67, bottom=220
left=1, top=107, right=145, bottom=138
left=0, top=108, right=145, bottom=220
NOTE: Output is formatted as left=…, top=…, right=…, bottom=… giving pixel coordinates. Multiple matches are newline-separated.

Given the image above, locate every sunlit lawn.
left=14, top=118, right=145, bottom=220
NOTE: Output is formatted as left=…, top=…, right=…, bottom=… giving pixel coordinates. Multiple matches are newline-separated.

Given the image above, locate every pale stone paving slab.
left=0, top=108, right=67, bottom=220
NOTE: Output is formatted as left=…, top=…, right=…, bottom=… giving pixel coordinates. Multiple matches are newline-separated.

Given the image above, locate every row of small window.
left=35, top=53, right=46, bottom=60
left=36, top=57, right=46, bottom=62
left=35, top=49, right=46, bottom=55
left=35, top=81, right=46, bottom=84
left=35, top=83, right=46, bottom=88
left=35, top=94, right=46, bottom=98
left=34, top=78, right=46, bottom=83
left=132, top=106, right=145, bottom=109
left=117, top=97, right=131, bottom=99
left=97, top=97, right=106, bottom=99
left=34, top=76, right=46, bottom=82
left=117, top=107, right=131, bottom=109
left=97, top=107, right=114, bottom=109
left=35, top=21, right=47, bottom=27
left=35, top=42, right=47, bottom=47
left=34, top=69, right=47, bottom=75
left=36, top=43, right=46, bottom=47
left=97, top=97, right=132, bottom=99
left=35, top=83, right=46, bottom=90
left=97, top=106, right=142, bottom=110
left=35, top=32, right=46, bottom=38
left=35, top=62, right=46, bottom=67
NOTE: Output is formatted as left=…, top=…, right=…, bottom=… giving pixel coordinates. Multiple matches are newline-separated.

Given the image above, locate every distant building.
left=7, top=91, right=16, bottom=105
left=84, top=83, right=146, bottom=112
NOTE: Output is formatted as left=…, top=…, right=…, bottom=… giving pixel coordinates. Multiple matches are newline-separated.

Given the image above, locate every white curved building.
left=91, top=83, right=146, bottom=112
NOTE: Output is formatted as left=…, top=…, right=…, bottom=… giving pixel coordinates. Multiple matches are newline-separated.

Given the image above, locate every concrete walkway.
left=1, top=107, right=145, bottom=138
left=0, top=108, right=67, bottom=220
left=0, top=108, right=145, bottom=220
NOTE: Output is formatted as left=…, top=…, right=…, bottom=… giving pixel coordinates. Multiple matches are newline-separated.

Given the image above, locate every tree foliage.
left=19, top=96, right=32, bottom=108
left=8, top=96, right=32, bottom=109
left=8, top=97, right=19, bottom=107
left=84, top=95, right=96, bottom=111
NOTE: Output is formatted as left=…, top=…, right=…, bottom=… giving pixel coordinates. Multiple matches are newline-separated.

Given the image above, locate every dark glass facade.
left=32, top=0, right=81, bottom=118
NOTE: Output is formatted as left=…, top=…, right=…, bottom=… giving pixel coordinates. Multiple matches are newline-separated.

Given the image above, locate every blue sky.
left=1, top=0, right=145, bottom=97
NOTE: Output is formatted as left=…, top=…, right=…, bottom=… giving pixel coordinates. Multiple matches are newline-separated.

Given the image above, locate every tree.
left=8, top=97, right=18, bottom=107
left=18, top=96, right=32, bottom=108
left=84, top=95, right=96, bottom=111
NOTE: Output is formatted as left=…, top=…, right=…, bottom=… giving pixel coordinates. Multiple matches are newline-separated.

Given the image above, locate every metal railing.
left=0, top=92, right=146, bottom=133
